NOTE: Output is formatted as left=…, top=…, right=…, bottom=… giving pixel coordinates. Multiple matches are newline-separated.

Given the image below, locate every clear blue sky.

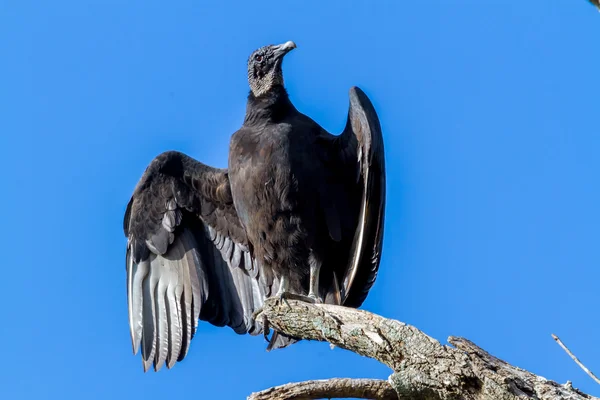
left=1, top=1, right=598, bottom=398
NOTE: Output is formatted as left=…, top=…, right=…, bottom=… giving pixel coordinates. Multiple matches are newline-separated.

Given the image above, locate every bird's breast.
left=228, top=127, right=316, bottom=267
left=230, top=135, right=294, bottom=225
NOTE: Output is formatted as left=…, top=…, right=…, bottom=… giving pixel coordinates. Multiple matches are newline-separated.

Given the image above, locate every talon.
left=278, top=292, right=292, bottom=308
left=262, top=314, right=271, bottom=343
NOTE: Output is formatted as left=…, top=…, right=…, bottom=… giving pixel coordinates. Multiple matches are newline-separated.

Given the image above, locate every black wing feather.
left=124, top=151, right=283, bottom=371
left=321, top=86, right=386, bottom=308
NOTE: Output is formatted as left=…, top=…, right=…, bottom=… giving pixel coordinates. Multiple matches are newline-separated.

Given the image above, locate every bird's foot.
left=250, top=307, right=272, bottom=344
left=308, top=292, right=323, bottom=304
left=276, top=292, right=321, bottom=304
left=254, top=292, right=322, bottom=319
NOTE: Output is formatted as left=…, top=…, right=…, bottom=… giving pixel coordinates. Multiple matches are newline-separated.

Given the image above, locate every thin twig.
left=552, top=334, right=600, bottom=385
left=247, top=378, right=398, bottom=400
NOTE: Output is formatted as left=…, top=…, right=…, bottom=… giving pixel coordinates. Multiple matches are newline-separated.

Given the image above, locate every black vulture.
left=123, top=41, right=386, bottom=372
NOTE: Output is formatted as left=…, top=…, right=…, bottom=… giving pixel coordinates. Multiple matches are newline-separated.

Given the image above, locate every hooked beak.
left=272, top=41, right=297, bottom=59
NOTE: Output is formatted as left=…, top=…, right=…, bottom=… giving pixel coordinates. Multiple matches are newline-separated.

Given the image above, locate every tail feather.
left=324, top=271, right=342, bottom=306
left=267, top=332, right=298, bottom=351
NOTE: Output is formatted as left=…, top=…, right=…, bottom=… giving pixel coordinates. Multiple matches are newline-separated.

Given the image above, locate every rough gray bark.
left=248, top=378, right=398, bottom=400
left=249, top=298, right=598, bottom=400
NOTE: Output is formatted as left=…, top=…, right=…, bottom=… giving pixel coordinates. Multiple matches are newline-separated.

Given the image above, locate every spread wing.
left=322, top=86, right=386, bottom=308
left=123, top=151, right=279, bottom=372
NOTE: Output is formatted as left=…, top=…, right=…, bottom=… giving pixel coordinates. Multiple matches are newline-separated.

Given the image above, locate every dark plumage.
left=123, top=41, right=386, bottom=372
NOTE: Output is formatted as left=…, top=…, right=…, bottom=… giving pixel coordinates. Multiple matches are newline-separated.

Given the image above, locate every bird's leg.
left=273, top=274, right=318, bottom=304
left=275, top=275, right=293, bottom=308
left=307, top=253, right=322, bottom=303
left=275, top=275, right=289, bottom=297
left=272, top=254, right=323, bottom=304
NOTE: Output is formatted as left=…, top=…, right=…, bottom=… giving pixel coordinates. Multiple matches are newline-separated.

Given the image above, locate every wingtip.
left=130, top=323, right=141, bottom=356
left=167, top=359, right=176, bottom=370
left=349, top=86, right=374, bottom=107
left=348, top=86, right=366, bottom=98
left=143, top=358, right=152, bottom=373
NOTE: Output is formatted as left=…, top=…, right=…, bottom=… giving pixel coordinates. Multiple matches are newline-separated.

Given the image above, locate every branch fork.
left=248, top=298, right=598, bottom=400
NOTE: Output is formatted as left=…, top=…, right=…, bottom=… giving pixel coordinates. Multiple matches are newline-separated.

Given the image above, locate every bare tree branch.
left=247, top=378, right=398, bottom=400
left=552, top=334, right=600, bottom=386
left=253, top=298, right=599, bottom=400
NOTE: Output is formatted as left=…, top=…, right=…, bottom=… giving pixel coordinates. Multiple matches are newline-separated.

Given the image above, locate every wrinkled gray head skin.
left=247, top=41, right=296, bottom=97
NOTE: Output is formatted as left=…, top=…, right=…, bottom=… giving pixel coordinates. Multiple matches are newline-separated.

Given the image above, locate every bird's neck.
left=244, top=85, right=295, bottom=125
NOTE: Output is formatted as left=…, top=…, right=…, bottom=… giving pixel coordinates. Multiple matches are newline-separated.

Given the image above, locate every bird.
left=123, top=40, right=386, bottom=372
left=589, top=0, right=600, bottom=11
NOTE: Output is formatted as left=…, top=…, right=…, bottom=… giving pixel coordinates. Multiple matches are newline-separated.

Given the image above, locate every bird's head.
left=247, top=41, right=296, bottom=98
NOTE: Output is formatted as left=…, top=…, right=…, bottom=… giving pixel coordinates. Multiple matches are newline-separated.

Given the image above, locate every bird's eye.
left=255, top=54, right=263, bottom=62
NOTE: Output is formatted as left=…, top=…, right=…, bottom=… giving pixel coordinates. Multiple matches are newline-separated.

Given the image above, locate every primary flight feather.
left=123, top=41, right=386, bottom=371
